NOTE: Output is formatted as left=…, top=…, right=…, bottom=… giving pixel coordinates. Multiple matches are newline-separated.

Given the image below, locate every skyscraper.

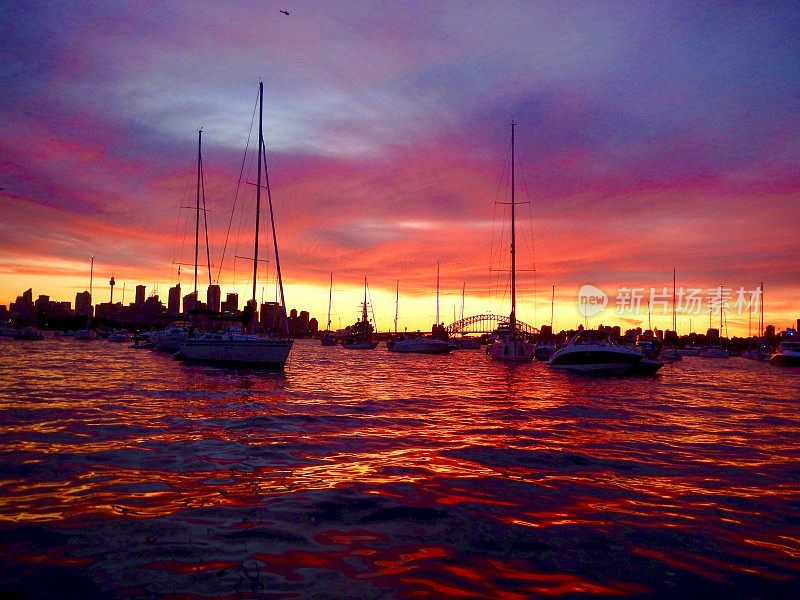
left=168, top=284, right=181, bottom=314
left=207, top=284, right=221, bottom=313
left=135, top=285, right=146, bottom=307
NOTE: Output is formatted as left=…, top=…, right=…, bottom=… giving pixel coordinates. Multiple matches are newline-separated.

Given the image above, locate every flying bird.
left=280, top=10, right=289, bottom=15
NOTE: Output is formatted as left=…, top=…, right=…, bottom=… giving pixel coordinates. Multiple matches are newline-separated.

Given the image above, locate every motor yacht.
left=546, top=330, right=644, bottom=375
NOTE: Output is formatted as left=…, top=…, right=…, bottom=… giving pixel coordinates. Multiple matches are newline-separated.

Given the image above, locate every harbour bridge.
left=443, top=314, right=538, bottom=335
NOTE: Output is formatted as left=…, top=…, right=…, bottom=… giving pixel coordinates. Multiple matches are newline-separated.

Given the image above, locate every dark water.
left=2, top=338, right=800, bottom=599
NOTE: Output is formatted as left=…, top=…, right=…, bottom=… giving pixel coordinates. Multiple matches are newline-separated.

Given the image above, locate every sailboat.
left=341, top=277, right=379, bottom=349
left=74, top=255, right=98, bottom=340
left=488, top=121, right=534, bottom=362
left=179, top=82, right=293, bottom=367
left=320, top=272, right=337, bottom=346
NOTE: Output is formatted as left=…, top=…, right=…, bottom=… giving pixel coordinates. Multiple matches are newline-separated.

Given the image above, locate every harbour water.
left=1, top=338, right=799, bottom=599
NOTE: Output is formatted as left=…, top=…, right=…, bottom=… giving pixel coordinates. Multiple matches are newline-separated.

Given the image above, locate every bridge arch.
left=445, top=314, right=538, bottom=335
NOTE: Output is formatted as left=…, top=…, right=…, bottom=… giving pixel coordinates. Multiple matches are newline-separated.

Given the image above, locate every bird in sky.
left=280, top=10, right=290, bottom=15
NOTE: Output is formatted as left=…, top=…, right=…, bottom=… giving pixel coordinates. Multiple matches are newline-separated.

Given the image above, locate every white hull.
left=488, top=339, right=534, bottom=362
left=342, top=340, right=379, bottom=349
left=546, top=361, right=638, bottom=375
left=180, top=336, right=293, bottom=367
left=388, top=337, right=452, bottom=354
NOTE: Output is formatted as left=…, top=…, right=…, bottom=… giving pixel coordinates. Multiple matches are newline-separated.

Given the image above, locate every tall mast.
left=760, top=281, right=764, bottom=336
left=394, top=280, right=399, bottom=334
left=672, top=268, right=677, bottom=333
left=461, top=282, right=465, bottom=321
left=435, top=261, right=440, bottom=325
left=510, top=120, right=517, bottom=332
left=326, top=272, right=332, bottom=331
left=194, top=129, right=201, bottom=301
left=550, top=283, right=554, bottom=329
left=252, top=83, right=263, bottom=333
left=88, top=254, right=94, bottom=328
left=362, top=276, right=368, bottom=323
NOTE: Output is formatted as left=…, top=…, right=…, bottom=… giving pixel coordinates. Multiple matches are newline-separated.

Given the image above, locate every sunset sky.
left=1, top=1, right=798, bottom=335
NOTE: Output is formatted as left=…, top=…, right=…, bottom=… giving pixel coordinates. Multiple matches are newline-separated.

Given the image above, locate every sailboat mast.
left=194, top=129, right=201, bottom=301
left=436, top=261, right=440, bottom=325
left=88, top=254, right=94, bottom=328
left=327, top=272, right=332, bottom=331
left=362, top=276, right=368, bottom=323
left=672, top=268, right=677, bottom=333
left=394, top=280, right=399, bottom=334
left=251, top=83, right=263, bottom=333
left=510, top=120, right=517, bottom=331
left=461, top=282, right=465, bottom=321
left=550, top=283, right=554, bottom=329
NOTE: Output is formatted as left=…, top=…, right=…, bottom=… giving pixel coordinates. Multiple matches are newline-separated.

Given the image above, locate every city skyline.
left=2, top=2, right=798, bottom=335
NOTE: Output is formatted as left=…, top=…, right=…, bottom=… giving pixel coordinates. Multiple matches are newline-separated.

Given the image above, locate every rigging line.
left=216, top=86, right=260, bottom=284
left=260, top=132, right=288, bottom=327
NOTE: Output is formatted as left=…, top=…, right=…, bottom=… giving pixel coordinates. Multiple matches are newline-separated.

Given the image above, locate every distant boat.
left=546, top=330, right=644, bottom=375
left=769, top=342, right=800, bottom=367
left=12, top=327, right=44, bottom=340
left=659, top=347, right=682, bottom=361
left=320, top=272, right=338, bottom=346
left=534, top=341, right=556, bottom=361
left=698, top=345, right=729, bottom=358
left=487, top=121, right=534, bottom=362
left=179, top=82, right=293, bottom=367
left=341, top=277, right=379, bottom=350
left=387, top=334, right=453, bottom=354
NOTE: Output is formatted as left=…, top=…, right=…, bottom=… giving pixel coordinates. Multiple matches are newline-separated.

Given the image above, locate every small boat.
left=659, top=347, right=682, bottom=361
left=154, top=326, right=189, bottom=352
left=12, top=327, right=44, bottom=340
left=107, top=331, right=131, bottom=343
left=387, top=334, right=453, bottom=354
left=454, top=336, right=481, bottom=350
left=769, top=342, right=800, bottom=367
left=546, top=330, right=644, bottom=375
left=74, top=328, right=98, bottom=340
left=320, top=334, right=338, bottom=346
left=534, top=340, right=556, bottom=361
left=698, top=345, right=729, bottom=358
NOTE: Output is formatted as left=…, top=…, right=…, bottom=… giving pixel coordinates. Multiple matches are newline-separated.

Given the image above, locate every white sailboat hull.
left=180, top=336, right=293, bottom=367
left=488, top=339, right=534, bottom=362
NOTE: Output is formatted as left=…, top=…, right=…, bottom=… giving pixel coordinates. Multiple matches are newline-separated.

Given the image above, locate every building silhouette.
left=221, top=293, right=239, bottom=314
left=75, top=291, right=92, bottom=318
left=167, top=284, right=181, bottom=314
left=207, top=285, right=221, bottom=313
left=135, top=285, right=146, bottom=307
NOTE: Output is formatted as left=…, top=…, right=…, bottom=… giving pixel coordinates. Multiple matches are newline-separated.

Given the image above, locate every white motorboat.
left=387, top=334, right=453, bottom=354
left=179, top=330, right=292, bottom=367
left=487, top=122, right=534, bottom=362
left=546, top=330, right=644, bottom=375
left=769, top=342, right=800, bottom=367
left=177, top=83, right=293, bottom=369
